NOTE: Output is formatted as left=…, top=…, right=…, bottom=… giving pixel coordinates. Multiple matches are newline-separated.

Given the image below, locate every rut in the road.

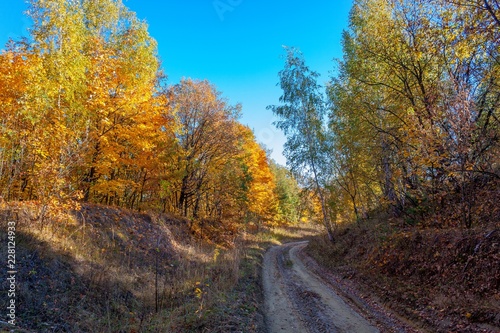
left=277, top=247, right=337, bottom=332
left=263, top=241, right=380, bottom=333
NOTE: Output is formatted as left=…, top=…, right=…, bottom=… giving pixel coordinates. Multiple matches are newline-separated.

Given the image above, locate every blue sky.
left=0, top=0, right=352, bottom=165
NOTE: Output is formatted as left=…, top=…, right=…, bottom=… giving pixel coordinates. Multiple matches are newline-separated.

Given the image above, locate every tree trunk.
left=381, top=137, right=399, bottom=216
left=310, top=159, right=334, bottom=242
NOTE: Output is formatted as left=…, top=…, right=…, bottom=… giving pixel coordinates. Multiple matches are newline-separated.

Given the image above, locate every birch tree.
left=268, top=47, right=335, bottom=240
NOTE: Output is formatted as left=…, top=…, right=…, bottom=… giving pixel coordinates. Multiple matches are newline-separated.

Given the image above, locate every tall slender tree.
left=268, top=47, right=335, bottom=240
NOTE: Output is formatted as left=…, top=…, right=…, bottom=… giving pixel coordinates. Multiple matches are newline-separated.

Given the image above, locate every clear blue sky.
left=0, top=0, right=352, bottom=165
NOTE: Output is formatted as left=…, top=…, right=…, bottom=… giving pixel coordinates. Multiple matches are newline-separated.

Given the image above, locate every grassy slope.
left=307, top=214, right=499, bottom=333
left=0, top=202, right=319, bottom=332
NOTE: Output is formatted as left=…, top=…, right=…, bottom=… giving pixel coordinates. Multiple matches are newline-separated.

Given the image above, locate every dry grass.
left=306, top=215, right=500, bottom=333
left=0, top=202, right=321, bottom=332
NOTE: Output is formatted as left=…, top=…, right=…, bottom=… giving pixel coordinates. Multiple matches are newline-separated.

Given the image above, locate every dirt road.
left=263, top=241, right=392, bottom=333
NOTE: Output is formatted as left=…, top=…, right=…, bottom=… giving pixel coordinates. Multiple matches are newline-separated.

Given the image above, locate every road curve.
left=263, top=241, right=380, bottom=333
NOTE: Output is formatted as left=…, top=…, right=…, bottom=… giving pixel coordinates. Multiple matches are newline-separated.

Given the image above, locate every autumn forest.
left=272, top=0, right=500, bottom=235
left=0, top=0, right=499, bottom=332
left=0, top=0, right=316, bottom=232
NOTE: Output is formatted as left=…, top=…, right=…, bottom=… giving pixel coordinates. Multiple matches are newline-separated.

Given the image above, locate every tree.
left=77, top=0, right=162, bottom=205
left=1, top=0, right=297, bottom=237
left=268, top=47, right=335, bottom=240
left=238, top=125, right=279, bottom=225
left=328, top=0, right=500, bottom=227
left=0, top=43, right=44, bottom=201
left=270, top=161, right=302, bottom=224
left=168, top=79, right=241, bottom=219
left=0, top=0, right=175, bottom=216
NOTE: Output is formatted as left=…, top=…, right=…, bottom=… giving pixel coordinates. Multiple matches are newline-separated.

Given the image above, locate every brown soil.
left=263, top=241, right=417, bottom=332
left=306, top=224, right=500, bottom=333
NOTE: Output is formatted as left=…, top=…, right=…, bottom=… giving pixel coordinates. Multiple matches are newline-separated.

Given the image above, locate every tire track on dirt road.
left=263, top=241, right=381, bottom=333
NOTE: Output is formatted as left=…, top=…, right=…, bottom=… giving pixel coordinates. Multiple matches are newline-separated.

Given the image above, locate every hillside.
left=0, top=202, right=318, bottom=332
left=306, top=179, right=500, bottom=333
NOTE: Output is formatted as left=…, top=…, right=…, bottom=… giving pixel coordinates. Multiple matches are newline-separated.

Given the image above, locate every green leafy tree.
left=270, top=161, right=301, bottom=224
left=268, top=47, right=335, bottom=240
